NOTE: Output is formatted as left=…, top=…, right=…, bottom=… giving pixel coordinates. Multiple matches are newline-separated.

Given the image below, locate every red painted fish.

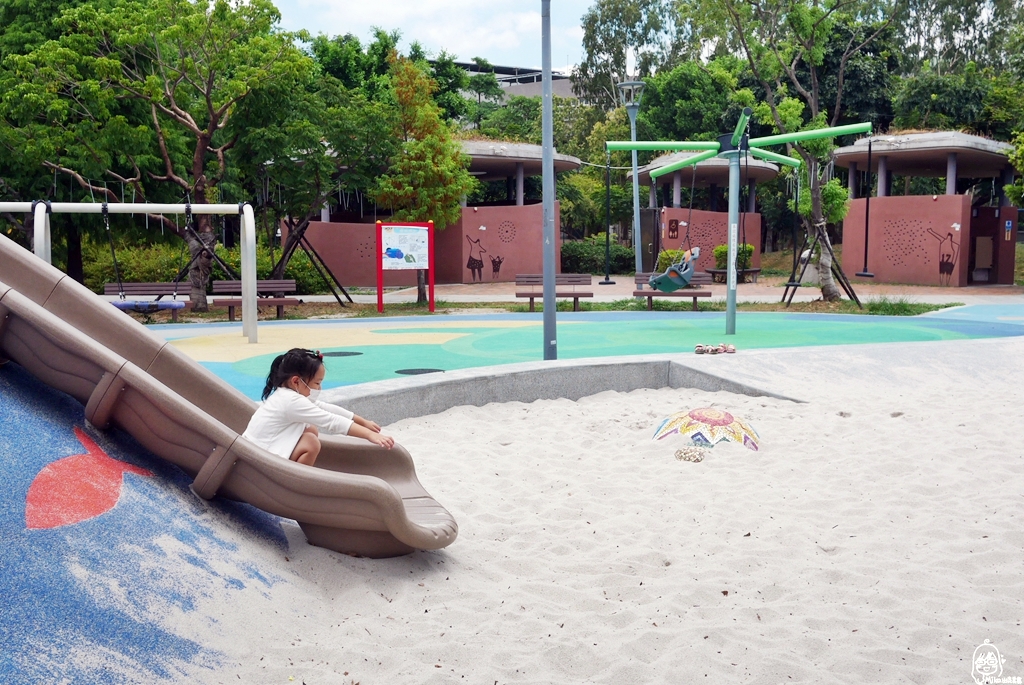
left=26, top=427, right=153, bottom=530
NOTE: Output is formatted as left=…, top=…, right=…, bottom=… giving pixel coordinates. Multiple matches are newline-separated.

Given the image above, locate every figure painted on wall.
left=927, top=228, right=960, bottom=286
left=668, top=219, right=679, bottom=240
left=466, top=235, right=487, bottom=282
left=489, top=255, right=504, bottom=278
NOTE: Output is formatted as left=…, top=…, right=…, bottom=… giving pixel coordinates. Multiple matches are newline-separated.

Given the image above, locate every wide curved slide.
left=0, top=233, right=457, bottom=557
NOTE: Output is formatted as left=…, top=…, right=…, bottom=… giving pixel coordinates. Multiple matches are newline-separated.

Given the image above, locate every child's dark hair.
left=262, top=348, right=324, bottom=400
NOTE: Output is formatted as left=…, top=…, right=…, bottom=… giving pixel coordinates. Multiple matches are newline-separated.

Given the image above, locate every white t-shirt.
left=241, top=387, right=354, bottom=460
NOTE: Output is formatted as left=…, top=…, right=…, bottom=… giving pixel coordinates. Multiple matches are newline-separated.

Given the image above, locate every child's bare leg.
left=290, top=430, right=321, bottom=466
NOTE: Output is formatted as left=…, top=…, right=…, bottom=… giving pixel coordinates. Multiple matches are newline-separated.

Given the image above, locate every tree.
left=0, top=0, right=96, bottom=273
left=679, top=0, right=896, bottom=301
left=480, top=96, right=541, bottom=142
left=640, top=57, right=741, bottom=142
left=467, top=57, right=503, bottom=128
left=374, top=53, right=477, bottom=302
left=6, top=0, right=310, bottom=309
left=893, top=63, right=1024, bottom=140
left=891, top=0, right=1023, bottom=75
left=553, top=96, right=608, bottom=159
left=573, top=0, right=684, bottom=109
left=430, top=51, right=470, bottom=122
left=229, top=67, right=398, bottom=283
left=310, top=33, right=370, bottom=91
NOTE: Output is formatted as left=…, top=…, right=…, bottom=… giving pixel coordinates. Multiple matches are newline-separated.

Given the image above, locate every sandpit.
left=189, top=338, right=1024, bottom=683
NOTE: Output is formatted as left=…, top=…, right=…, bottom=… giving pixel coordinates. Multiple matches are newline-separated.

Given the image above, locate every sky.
left=272, top=0, right=593, bottom=74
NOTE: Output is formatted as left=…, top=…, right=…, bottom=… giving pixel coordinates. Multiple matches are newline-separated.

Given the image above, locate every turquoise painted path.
left=155, top=306, right=1024, bottom=399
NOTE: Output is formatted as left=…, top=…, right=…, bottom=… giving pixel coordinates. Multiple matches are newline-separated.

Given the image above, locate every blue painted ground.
left=0, top=362, right=288, bottom=684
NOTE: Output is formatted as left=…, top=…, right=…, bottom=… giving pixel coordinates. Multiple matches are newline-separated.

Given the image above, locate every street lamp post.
left=617, top=80, right=645, bottom=275
left=600, top=150, right=615, bottom=285
left=540, top=0, right=556, bottom=360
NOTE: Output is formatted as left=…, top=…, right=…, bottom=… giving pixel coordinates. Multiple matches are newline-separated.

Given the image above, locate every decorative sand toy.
left=654, top=407, right=760, bottom=451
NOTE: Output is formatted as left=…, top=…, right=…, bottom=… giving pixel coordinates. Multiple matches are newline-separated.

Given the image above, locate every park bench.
left=705, top=267, right=762, bottom=284
left=515, top=273, right=594, bottom=312
left=633, top=272, right=714, bottom=311
left=211, top=279, right=299, bottom=321
left=103, top=282, right=192, bottom=322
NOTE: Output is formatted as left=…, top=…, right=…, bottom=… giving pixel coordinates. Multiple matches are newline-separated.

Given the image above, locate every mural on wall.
left=688, top=219, right=726, bottom=269
left=497, top=220, right=517, bottom=244
left=466, top=229, right=508, bottom=281
left=490, top=255, right=504, bottom=277
left=878, top=218, right=962, bottom=285
left=927, top=227, right=961, bottom=286
left=465, top=235, right=487, bottom=281
left=668, top=219, right=679, bottom=239
left=882, top=219, right=933, bottom=270
left=356, top=238, right=375, bottom=261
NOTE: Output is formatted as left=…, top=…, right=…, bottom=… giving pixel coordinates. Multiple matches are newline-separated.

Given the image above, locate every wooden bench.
left=211, top=279, right=299, bottom=321
left=103, top=282, right=192, bottom=322
left=705, top=268, right=761, bottom=283
left=633, top=272, right=714, bottom=311
left=515, top=273, right=594, bottom=311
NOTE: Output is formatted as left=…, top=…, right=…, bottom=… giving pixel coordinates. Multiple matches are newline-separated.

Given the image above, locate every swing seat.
left=649, top=247, right=701, bottom=293
left=111, top=300, right=185, bottom=314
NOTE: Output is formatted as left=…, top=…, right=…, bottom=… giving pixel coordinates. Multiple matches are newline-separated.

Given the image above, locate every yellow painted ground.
left=169, top=319, right=538, bottom=363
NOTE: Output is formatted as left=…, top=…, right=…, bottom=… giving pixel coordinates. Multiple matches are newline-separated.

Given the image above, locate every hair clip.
left=311, top=349, right=323, bottom=360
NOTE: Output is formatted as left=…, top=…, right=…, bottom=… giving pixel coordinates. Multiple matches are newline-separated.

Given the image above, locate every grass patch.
left=864, top=296, right=953, bottom=316
left=1016, top=243, right=1024, bottom=286
left=520, top=296, right=962, bottom=316
left=758, top=245, right=844, bottom=278
left=116, top=291, right=964, bottom=325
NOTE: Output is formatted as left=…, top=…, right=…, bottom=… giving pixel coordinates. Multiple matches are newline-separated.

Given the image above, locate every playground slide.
left=0, top=234, right=457, bottom=558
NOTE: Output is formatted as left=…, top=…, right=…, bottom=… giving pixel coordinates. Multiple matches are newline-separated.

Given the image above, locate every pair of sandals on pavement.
left=695, top=343, right=736, bottom=355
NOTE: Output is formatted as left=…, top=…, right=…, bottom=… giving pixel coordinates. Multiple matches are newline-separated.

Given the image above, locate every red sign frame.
left=376, top=220, right=435, bottom=313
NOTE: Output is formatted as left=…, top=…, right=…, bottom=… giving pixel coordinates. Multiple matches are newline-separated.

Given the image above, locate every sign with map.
left=380, top=224, right=429, bottom=270
left=376, top=220, right=435, bottom=313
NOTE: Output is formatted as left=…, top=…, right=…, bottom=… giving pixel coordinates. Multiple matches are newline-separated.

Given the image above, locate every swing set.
left=103, top=202, right=240, bottom=317
left=2, top=200, right=263, bottom=342
left=608, top=109, right=872, bottom=333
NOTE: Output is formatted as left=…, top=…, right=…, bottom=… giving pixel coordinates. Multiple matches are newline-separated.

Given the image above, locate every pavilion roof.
left=832, top=131, right=1014, bottom=178
left=462, top=141, right=581, bottom=181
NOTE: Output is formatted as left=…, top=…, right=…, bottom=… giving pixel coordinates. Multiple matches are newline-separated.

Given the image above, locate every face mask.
left=300, top=378, right=320, bottom=402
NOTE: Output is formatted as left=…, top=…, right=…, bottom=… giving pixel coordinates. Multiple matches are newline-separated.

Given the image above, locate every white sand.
left=185, top=338, right=1024, bottom=684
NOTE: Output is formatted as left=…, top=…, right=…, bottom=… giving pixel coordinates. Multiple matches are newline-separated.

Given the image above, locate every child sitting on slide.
left=242, top=348, right=393, bottom=466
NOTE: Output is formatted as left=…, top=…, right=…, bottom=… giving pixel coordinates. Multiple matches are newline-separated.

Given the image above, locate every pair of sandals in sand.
left=695, top=343, right=736, bottom=355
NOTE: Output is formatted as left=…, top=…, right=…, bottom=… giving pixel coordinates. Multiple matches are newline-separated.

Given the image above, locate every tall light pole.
left=540, top=0, right=557, bottom=360
left=617, top=80, right=645, bottom=274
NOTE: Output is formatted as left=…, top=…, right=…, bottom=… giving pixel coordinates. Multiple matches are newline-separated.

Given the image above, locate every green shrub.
left=656, top=249, right=686, bottom=272
left=712, top=243, right=754, bottom=270
left=82, top=240, right=186, bottom=292
left=82, top=238, right=326, bottom=294
left=561, top=235, right=635, bottom=274
left=211, top=246, right=323, bottom=294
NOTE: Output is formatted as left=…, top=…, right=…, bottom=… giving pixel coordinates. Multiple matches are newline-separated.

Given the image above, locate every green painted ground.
left=208, top=311, right=1023, bottom=398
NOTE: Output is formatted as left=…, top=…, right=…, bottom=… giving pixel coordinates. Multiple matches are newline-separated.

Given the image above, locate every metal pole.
left=33, top=202, right=51, bottom=264
left=600, top=151, right=614, bottom=285
left=627, top=109, right=643, bottom=274
left=856, top=140, right=874, bottom=278
left=541, top=0, right=557, bottom=360
left=606, top=141, right=720, bottom=152
left=241, top=203, right=258, bottom=343
left=725, top=150, right=740, bottom=335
